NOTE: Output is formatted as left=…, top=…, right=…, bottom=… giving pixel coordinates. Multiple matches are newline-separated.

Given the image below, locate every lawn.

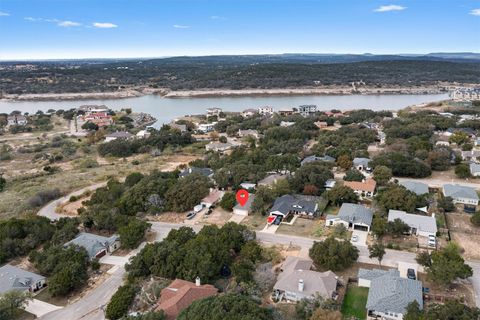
left=277, top=218, right=325, bottom=238
left=341, top=286, right=368, bottom=320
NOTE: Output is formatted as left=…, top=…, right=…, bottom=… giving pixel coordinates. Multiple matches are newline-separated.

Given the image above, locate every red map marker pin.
left=236, top=189, right=249, bottom=207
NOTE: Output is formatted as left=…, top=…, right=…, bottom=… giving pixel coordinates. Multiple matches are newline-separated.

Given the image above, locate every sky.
left=0, top=0, right=479, bottom=60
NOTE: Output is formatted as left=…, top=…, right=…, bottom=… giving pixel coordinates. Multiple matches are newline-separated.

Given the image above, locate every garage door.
left=354, top=224, right=368, bottom=231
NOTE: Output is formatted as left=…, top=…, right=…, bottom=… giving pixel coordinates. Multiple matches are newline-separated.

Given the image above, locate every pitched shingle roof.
left=156, top=279, right=218, bottom=320
left=388, top=210, right=437, bottom=234
left=0, top=264, right=45, bottom=294
left=344, top=178, right=377, bottom=193
left=179, top=167, right=214, bottom=178
left=301, top=155, right=335, bottom=166
left=359, top=269, right=423, bottom=315
left=327, top=203, right=373, bottom=227
left=399, top=181, right=429, bottom=195
left=470, top=163, right=480, bottom=175
left=443, top=184, right=479, bottom=201
left=353, top=158, right=371, bottom=168
left=64, top=232, right=118, bottom=259
left=270, top=195, right=318, bottom=216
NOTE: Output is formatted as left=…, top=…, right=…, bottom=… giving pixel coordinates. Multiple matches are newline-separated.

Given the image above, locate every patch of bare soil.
left=147, top=212, right=185, bottom=223
left=450, top=232, right=480, bottom=260
left=419, top=273, right=476, bottom=307
left=201, top=208, right=231, bottom=226
left=57, top=196, right=91, bottom=216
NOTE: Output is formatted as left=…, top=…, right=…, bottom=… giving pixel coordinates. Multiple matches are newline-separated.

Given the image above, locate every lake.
left=0, top=93, right=449, bottom=126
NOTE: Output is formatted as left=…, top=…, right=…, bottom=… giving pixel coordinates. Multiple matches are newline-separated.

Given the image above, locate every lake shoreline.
left=0, top=85, right=447, bottom=102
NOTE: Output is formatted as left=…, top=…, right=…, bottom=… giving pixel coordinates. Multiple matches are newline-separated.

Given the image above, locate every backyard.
left=341, top=286, right=368, bottom=320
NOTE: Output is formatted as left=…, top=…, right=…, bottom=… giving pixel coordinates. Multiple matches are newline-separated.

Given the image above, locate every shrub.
left=105, top=284, right=137, bottom=320
left=27, top=189, right=62, bottom=208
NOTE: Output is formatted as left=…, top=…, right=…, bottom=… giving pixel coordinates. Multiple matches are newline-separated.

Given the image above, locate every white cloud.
left=25, top=17, right=40, bottom=21
left=210, top=15, right=226, bottom=20
left=374, top=5, right=407, bottom=12
left=0, top=11, right=10, bottom=16
left=173, top=24, right=190, bottom=29
left=93, top=22, right=118, bottom=28
left=470, top=8, right=480, bottom=16
left=58, top=20, right=81, bottom=27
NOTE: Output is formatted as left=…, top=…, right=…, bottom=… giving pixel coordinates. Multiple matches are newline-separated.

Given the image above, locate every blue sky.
left=0, top=0, right=479, bottom=60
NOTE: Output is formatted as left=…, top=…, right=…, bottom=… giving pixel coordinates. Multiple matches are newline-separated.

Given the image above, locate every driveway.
left=398, top=261, right=418, bottom=279
left=228, top=213, right=246, bottom=224
left=25, top=299, right=62, bottom=318
left=99, top=255, right=129, bottom=266
left=351, top=230, right=368, bottom=247
left=261, top=224, right=279, bottom=234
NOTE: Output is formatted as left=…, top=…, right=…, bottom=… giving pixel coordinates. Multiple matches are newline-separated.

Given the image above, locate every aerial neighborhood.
left=2, top=89, right=480, bottom=320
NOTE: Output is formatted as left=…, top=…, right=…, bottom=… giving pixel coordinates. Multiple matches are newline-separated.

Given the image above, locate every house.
left=300, top=155, right=335, bottom=166
left=358, top=268, right=423, bottom=320
left=205, top=142, right=233, bottom=152
left=156, top=278, right=218, bottom=320
left=241, top=108, right=257, bottom=117
left=445, top=127, right=476, bottom=138
left=343, top=178, right=377, bottom=198
left=461, top=150, right=480, bottom=163
left=442, top=184, right=479, bottom=212
left=399, top=181, right=429, bottom=196
left=238, top=129, right=260, bottom=139
left=353, top=157, right=372, bottom=172
left=278, top=108, right=295, bottom=116
left=268, top=195, right=318, bottom=224
left=82, top=111, right=114, bottom=127
left=258, top=174, right=287, bottom=187
left=201, top=189, right=224, bottom=208
left=325, top=203, right=373, bottom=232
left=280, top=121, right=295, bottom=127
left=206, top=107, right=222, bottom=117
left=470, top=163, right=480, bottom=177
left=179, top=167, right=214, bottom=179
left=273, top=256, right=338, bottom=302
left=64, top=232, right=120, bottom=259
left=7, top=114, right=28, bottom=126
left=314, top=121, right=328, bottom=129
left=197, top=123, right=215, bottom=133
left=170, top=123, right=187, bottom=133
left=105, top=131, right=134, bottom=142
left=0, top=264, right=46, bottom=294
left=136, top=130, right=151, bottom=139
left=240, top=182, right=256, bottom=190
left=324, top=179, right=336, bottom=190
left=450, top=88, right=480, bottom=101
left=258, top=106, right=274, bottom=115
left=233, top=193, right=255, bottom=216
left=294, top=105, right=317, bottom=117
left=387, top=210, right=437, bottom=237
left=78, top=104, right=109, bottom=113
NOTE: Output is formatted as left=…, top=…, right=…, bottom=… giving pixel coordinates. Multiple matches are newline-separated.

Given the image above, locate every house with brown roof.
left=344, top=178, right=377, bottom=198
left=156, top=278, right=218, bottom=320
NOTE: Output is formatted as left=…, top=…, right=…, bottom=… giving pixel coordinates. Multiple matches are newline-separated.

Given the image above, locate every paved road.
left=395, top=176, right=480, bottom=190
left=38, top=182, right=107, bottom=221
left=25, top=299, right=63, bottom=318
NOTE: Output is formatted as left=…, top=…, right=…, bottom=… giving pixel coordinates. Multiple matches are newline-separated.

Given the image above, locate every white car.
left=428, top=235, right=436, bottom=247
left=351, top=235, right=359, bottom=242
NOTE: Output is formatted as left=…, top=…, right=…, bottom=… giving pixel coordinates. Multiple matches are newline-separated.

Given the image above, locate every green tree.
left=251, top=186, right=275, bottom=214
left=404, top=300, right=424, bottom=320
left=124, top=172, right=145, bottom=187
left=81, top=121, right=99, bottom=131
left=123, top=312, right=166, bottom=320
left=177, top=294, right=273, bottom=320
left=455, top=163, right=471, bottom=179
left=387, top=218, right=411, bottom=236
left=343, top=169, right=365, bottom=182
left=0, top=175, right=5, bottom=192
left=417, top=243, right=473, bottom=286
left=326, top=185, right=358, bottom=206
left=219, top=192, right=236, bottom=211
left=119, top=219, right=151, bottom=249
left=105, top=284, right=137, bottom=320
left=372, top=165, right=392, bottom=186
left=309, top=237, right=359, bottom=271
left=376, top=183, right=425, bottom=213
left=471, top=211, right=480, bottom=227
left=368, top=242, right=386, bottom=266
left=437, top=196, right=455, bottom=212
left=336, top=155, right=352, bottom=170
left=424, top=300, right=480, bottom=320
left=165, top=173, right=211, bottom=212
left=371, top=217, right=388, bottom=237
left=449, top=131, right=469, bottom=145
left=0, top=290, right=31, bottom=320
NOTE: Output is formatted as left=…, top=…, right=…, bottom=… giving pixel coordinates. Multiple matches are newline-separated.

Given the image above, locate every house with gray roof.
left=300, top=155, right=335, bottom=166
left=273, top=256, right=337, bottom=302
left=461, top=150, right=480, bottom=163
left=442, top=184, right=479, bottom=211
left=358, top=268, right=423, bottom=320
left=0, top=264, right=46, bottom=294
left=470, top=163, right=480, bottom=177
left=233, top=193, right=255, bottom=216
left=388, top=210, right=437, bottom=237
left=268, top=195, right=318, bottom=222
left=325, top=203, right=373, bottom=232
left=64, top=232, right=120, bottom=260
left=399, top=181, right=429, bottom=196
left=105, top=131, right=134, bottom=142
left=258, top=174, right=288, bottom=187
left=179, top=167, right=214, bottom=179
left=353, top=157, right=372, bottom=172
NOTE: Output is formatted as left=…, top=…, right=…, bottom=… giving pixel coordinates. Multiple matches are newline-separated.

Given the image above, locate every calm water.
left=0, top=93, right=449, bottom=125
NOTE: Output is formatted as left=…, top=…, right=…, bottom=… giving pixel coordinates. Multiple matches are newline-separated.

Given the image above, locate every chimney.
left=195, top=277, right=201, bottom=287
left=298, top=279, right=304, bottom=292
